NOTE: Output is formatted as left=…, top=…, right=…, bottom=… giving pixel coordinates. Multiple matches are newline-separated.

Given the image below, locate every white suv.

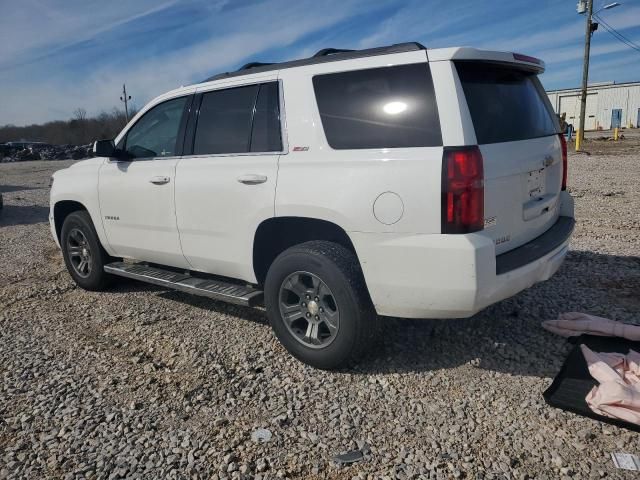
left=50, top=42, right=574, bottom=369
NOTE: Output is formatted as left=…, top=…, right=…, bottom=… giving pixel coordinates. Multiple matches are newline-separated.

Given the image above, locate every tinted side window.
left=194, top=85, right=258, bottom=155
left=456, top=62, right=560, bottom=144
left=250, top=82, right=282, bottom=152
left=125, top=96, right=188, bottom=158
left=312, top=63, right=442, bottom=149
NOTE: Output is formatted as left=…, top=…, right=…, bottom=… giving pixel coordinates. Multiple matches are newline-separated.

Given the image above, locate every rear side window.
left=313, top=63, right=442, bottom=149
left=250, top=82, right=282, bottom=152
left=193, top=82, right=282, bottom=155
left=194, top=85, right=258, bottom=155
left=456, top=62, right=560, bottom=144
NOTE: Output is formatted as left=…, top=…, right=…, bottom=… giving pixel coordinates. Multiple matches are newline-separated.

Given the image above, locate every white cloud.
left=355, top=1, right=477, bottom=50
left=0, top=0, right=186, bottom=68
left=1, top=0, right=639, bottom=125
left=541, top=51, right=640, bottom=88
left=0, top=0, right=368, bottom=125
left=539, top=41, right=633, bottom=64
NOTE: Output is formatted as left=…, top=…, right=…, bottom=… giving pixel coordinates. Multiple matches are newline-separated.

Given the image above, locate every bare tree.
left=73, top=108, right=87, bottom=122
left=71, top=108, right=88, bottom=144
left=0, top=108, right=129, bottom=145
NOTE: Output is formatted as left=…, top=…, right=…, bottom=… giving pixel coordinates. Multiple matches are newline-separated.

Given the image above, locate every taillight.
left=558, top=133, right=568, bottom=191
left=441, top=146, right=484, bottom=234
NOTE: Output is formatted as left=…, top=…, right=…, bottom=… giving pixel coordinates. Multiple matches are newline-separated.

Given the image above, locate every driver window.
left=124, top=96, right=188, bottom=159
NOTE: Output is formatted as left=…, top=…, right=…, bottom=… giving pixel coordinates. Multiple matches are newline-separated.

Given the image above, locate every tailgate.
left=455, top=61, right=562, bottom=254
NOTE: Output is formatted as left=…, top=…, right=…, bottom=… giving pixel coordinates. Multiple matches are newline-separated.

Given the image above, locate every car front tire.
left=60, top=210, right=114, bottom=291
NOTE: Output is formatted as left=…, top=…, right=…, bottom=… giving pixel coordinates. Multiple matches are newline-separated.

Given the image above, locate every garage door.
left=559, top=93, right=597, bottom=130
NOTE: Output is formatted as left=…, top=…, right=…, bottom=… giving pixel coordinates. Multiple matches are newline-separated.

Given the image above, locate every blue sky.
left=1, top=0, right=639, bottom=126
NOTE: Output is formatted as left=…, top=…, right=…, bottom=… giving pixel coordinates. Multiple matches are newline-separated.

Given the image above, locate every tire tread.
left=61, top=210, right=114, bottom=291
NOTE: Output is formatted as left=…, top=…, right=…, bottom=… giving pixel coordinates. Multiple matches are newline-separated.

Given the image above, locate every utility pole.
left=120, top=84, right=132, bottom=123
left=576, top=0, right=593, bottom=151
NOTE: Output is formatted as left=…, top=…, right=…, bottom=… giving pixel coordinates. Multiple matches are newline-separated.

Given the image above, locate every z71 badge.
left=484, top=216, right=497, bottom=228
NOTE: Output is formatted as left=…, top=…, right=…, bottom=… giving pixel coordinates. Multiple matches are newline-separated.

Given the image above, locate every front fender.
left=50, top=159, right=114, bottom=255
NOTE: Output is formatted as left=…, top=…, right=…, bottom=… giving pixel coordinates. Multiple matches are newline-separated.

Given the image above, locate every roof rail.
left=203, top=42, right=426, bottom=83
left=238, top=62, right=274, bottom=71
left=312, top=48, right=354, bottom=57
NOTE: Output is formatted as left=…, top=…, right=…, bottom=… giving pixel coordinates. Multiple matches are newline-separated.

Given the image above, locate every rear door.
left=455, top=62, right=562, bottom=254
left=174, top=80, right=283, bottom=282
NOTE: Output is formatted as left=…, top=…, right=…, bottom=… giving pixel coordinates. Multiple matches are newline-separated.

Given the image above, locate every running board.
left=104, top=261, right=263, bottom=307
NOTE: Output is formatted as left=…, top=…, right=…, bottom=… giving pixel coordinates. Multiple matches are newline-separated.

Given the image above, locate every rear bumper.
left=350, top=194, right=574, bottom=319
left=495, top=216, right=574, bottom=274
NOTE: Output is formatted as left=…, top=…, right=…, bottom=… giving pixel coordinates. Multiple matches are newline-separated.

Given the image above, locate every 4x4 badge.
left=292, top=146, right=309, bottom=151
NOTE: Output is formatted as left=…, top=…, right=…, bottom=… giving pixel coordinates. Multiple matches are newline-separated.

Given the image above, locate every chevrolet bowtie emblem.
left=543, top=155, right=554, bottom=168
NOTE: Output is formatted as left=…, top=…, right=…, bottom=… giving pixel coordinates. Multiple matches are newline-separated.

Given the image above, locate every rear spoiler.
left=427, top=47, right=545, bottom=73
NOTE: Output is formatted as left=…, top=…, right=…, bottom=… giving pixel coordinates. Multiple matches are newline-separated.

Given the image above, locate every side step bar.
left=104, top=261, right=263, bottom=307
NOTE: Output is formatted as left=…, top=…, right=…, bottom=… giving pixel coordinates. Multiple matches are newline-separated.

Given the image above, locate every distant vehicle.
left=49, top=42, right=574, bottom=369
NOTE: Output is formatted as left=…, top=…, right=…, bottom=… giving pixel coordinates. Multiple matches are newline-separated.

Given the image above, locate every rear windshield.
left=456, top=62, right=560, bottom=144
left=313, top=63, right=442, bottom=149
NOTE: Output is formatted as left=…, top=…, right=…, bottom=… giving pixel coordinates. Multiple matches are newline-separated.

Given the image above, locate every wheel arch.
left=53, top=200, right=88, bottom=243
left=252, top=216, right=359, bottom=285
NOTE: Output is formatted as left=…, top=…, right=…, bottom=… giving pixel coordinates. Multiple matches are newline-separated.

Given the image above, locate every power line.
left=593, top=13, right=640, bottom=53
left=595, top=15, right=640, bottom=51
left=595, top=19, right=640, bottom=53
left=598, top=21, right=640, bottom=52
left=594, top=13, right=640, bottom=50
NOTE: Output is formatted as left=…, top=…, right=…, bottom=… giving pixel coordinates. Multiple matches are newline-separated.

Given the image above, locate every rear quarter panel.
left=275, top=51, right=446, bottom=235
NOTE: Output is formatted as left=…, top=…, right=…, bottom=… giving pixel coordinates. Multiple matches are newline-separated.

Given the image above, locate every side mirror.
left=93, top=139, right=116, bottom=157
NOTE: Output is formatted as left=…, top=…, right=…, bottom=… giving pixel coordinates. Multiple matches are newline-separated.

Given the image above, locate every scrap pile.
left=1, top=143, right=92, bottom=162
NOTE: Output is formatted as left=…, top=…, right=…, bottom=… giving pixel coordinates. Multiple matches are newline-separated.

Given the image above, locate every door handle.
left=149, top=176, right=170, bottom=185
left=237, top=174, right=267, bottom=185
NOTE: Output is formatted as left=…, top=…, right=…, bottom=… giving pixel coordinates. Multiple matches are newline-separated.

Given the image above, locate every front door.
left=99, top=95, right=192, bottom=268
left=175, top=80, right=283, bottom=282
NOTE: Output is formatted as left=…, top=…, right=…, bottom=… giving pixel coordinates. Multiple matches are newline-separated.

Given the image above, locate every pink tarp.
left=542, top=312, right=640, bottom=341
left=543, top=312, right=640, bottom=425
left=581, top=345, right=640, bottom=425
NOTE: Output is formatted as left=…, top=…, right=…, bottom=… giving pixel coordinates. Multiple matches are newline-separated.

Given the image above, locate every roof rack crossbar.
left=203, top=42, right=427, bottom=82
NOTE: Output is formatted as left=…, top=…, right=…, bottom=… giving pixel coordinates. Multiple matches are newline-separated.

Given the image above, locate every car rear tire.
left=264, top=241, right=378, bottom=370
left=60, top=210, right=115, bottom=291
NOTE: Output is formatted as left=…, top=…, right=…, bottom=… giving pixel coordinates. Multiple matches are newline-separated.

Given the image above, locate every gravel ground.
left=1, top=151, right=639, bottom=480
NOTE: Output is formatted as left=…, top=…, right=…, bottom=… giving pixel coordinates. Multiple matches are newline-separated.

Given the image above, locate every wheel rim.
left=66, top=228, right=92, bottom=278
left=278, top=271, right=340, bottom=349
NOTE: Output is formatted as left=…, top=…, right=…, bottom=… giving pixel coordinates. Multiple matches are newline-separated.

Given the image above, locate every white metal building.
left=546, top=80, right=640, bottom=130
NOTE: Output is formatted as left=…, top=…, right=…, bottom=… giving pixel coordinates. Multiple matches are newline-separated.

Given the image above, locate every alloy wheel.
left=278, top=271, right=340, bottom=349
left=66, top=228, right=92, bottom=278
